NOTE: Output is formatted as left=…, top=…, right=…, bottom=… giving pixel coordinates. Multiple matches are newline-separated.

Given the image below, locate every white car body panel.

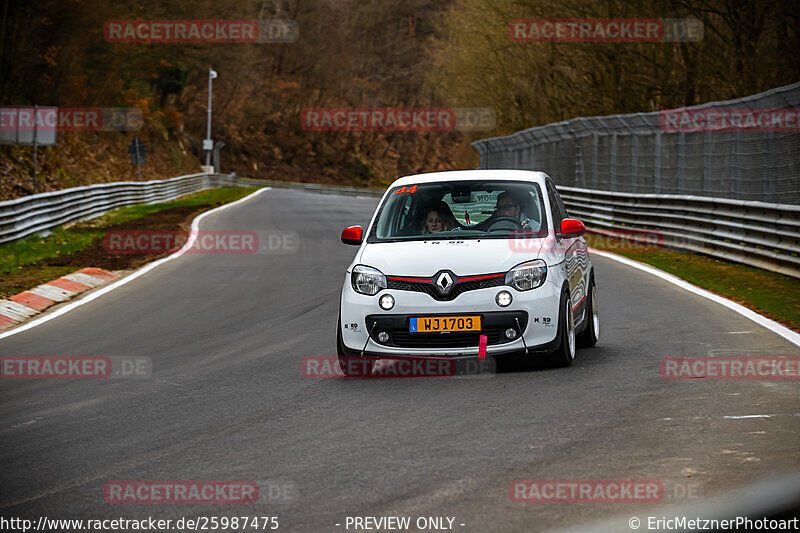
left=357, top=239, right=547, bottom=278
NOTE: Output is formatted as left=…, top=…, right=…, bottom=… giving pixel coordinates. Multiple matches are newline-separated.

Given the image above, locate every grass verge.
left=585, top=233, right=800, bottom=332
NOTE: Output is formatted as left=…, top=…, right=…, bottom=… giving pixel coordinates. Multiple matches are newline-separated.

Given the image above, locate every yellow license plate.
left=410, top=316, right=481, bottom=333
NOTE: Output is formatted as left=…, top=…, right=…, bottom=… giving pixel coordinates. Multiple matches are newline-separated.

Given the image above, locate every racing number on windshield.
left=394, top=185, right=418, bottom=194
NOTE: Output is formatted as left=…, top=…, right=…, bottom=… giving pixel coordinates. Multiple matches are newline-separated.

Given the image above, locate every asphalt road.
left=1, top=188, right=798, bottom=533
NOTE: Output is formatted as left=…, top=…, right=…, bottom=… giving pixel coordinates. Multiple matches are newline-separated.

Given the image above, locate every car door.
left=546, top=179, right=588, bottom=322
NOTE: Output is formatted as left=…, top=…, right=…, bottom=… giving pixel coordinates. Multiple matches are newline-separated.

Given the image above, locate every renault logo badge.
left=435, top=271, right=454, bottom=295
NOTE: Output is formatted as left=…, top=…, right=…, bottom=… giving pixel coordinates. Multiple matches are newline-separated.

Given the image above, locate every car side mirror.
left=558, top=218, right=586, bottom=239
left=341, top=225, right=363, bottom=245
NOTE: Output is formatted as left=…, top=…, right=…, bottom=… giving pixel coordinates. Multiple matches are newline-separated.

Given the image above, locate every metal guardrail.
left=0, top=173, right=262, bottom=245
left=558, top=186, right=800, bottom=279
left=3, top=172, right=798, bottom=279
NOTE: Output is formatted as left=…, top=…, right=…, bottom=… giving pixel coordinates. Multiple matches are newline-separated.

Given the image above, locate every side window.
left=396, top=194, right=416, bottom=235
left=553, top=185, right=569, bottom=220
left=546, top=180, right=566, bottom=228
left=376, top=193, right=411, bottom=238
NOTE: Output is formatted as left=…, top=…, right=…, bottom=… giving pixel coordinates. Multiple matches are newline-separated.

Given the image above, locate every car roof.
left=390, top=169, right=549, bottom=188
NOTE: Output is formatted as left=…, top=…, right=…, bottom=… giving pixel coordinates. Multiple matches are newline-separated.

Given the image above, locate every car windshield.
left=368, top=180, right=548, bottom=242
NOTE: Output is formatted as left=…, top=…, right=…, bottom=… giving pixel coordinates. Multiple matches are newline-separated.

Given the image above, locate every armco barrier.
left=3, top=175, right=798, bottom=279
left=0, top=175, right=388, bottom=246
left=557, top=186, right=800, bottom=279
left=0, top=173, right=260, bottom=245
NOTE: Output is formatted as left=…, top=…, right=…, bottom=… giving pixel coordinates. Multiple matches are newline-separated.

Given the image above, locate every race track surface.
left=1, top=189, right=798, bottom=532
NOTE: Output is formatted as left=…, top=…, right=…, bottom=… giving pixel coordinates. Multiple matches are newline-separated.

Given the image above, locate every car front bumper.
left=340, top=277, right=562, bottom=357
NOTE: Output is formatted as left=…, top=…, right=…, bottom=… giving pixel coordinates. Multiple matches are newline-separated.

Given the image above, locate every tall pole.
left=205, top=68, right=216, bottom=167
left=33, top=104, right=38, bottom=194
left=135, top=135, right=142, bottom=180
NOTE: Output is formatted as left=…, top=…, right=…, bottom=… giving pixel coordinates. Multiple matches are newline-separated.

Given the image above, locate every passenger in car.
left=421, top=201, right=458, bottom=234
left=474, top=191, right=538, bottom=231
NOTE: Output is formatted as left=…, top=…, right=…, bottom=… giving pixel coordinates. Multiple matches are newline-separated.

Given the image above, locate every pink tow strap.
left=478, top=335, right=488, bottom=359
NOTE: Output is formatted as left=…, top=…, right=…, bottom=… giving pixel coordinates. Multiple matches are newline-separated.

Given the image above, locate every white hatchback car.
left=337, top=170, right=598, bottom=375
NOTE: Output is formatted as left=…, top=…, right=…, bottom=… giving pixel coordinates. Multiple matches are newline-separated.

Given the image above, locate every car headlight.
left=351, top=265, right=387, bottom=296
left=505, top=260, right=547, bottom=291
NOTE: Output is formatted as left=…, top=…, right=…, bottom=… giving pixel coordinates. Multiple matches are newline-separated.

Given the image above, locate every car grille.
left=387, top=273, right=505, bottom=301
left=389, top=328, right=506, bottom=348
left=365, top=311, right=528, bottom=349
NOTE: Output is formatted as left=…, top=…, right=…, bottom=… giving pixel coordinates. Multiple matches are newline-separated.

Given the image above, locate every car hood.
left=356, top=238, right=548, bottom=276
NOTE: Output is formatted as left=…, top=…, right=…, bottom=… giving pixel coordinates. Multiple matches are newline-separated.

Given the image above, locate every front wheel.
left=576, top=278, right=599, bottom=348
left=548, top=291, right=576, bottom=368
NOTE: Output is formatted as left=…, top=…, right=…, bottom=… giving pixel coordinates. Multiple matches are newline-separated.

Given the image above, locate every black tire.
left=336, top=315, right=347, bottom=356
left=548, top=290, right=576, bottom=368
left=337, top=316, right=374, bottom=377
left=576, top=277, right=599, bottom=348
